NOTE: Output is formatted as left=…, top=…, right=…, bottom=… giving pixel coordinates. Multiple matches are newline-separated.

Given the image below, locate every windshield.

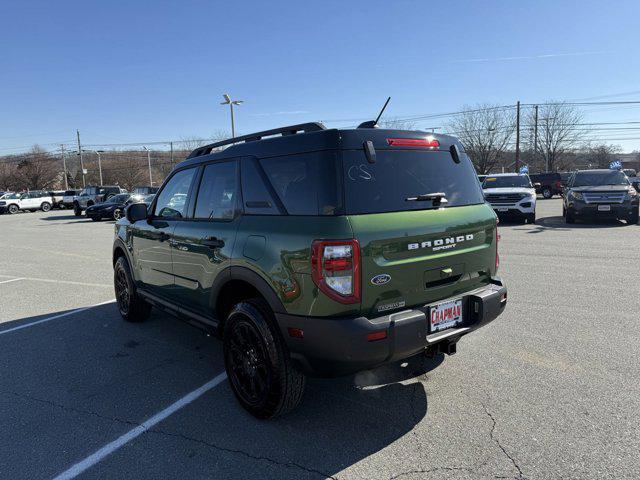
left=343, top=150, right=484, bottom=214
left=106, top=194, right=130, bottom=204
left=483, top=175, right=532, bottom=189
left=572, top=171, right=630, bottom=187
left=2, top=193, right=20, bottom=199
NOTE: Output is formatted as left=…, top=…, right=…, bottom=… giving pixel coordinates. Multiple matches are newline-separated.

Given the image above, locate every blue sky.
left=2, top=0, right=640, bottom=153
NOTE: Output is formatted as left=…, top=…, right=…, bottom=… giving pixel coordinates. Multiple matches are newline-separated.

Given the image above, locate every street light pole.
left=220, top=93, right=244, bottom=138
left=61, top=144, right=69, bottom=190
left=82, top=149, right=104, bottom=186
left=143, top=146, right=153, bottom=185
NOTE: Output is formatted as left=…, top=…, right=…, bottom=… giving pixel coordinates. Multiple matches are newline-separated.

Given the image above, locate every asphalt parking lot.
left=1, top=199, right=639, bottom=480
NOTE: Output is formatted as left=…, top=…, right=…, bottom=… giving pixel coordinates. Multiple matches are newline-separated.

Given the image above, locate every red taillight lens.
left=386, top=138, right=440, bottom=148
left=555, top=181, right=562, bottom=189
left=311, top=239, right=361, bottom=304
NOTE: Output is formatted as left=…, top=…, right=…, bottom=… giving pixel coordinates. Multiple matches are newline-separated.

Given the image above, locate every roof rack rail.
left=187, top=122, right=327, bottom=159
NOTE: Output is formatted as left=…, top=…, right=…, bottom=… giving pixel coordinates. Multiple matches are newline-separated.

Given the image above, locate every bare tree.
left=527, top=102, right=586, bottom=172
left=446, top=104, right=516, bottom=174
left=14, top=146, right=61, bottom=190
left=380, top=117, right=418, bottom=130
left=582, top=143, right=621, bottom=169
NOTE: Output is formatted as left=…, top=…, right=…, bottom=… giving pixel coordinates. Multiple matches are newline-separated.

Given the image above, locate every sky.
left=2, top=0, right=640, bottom=154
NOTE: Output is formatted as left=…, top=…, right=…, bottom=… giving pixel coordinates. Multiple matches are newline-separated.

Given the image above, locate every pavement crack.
left=389, top=465, right=473, bottom=479
left=2, top=389, right=137, bottom=427
left=148, top=427, right=337, bottom=479
left=482, top=403, right=525, bottom=479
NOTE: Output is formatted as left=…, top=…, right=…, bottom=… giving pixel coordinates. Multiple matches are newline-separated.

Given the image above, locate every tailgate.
left=349, top=204, right=497, bottom=317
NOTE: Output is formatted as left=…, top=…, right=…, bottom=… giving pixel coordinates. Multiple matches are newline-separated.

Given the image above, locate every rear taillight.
left=311, top=239, right=361, bottom=304
left=386, top=138, right=440, bottom=148
left=555, top=180, right=562, bottom=189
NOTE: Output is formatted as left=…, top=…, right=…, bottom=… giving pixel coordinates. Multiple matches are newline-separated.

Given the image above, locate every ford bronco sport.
left=112, top=122, right=507, bottom=418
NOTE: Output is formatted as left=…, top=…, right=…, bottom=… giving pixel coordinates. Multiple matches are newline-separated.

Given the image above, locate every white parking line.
left=0, top=278, right=24, bottom=285
left=52, top=372, right=228, bottom=480
left=0, top=300, right=115, bottom=336
left=0, top=274, right=111, bottom=288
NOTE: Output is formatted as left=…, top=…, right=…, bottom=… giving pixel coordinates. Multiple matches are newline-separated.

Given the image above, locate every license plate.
left=429, top=299, right=463, bottom=333
left=496, top=208, right=509, bottom=212
left=597, top=205, right=611, bottom=212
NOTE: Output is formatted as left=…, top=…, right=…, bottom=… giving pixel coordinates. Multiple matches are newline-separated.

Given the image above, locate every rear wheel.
left=542, top=187, right=553, bottom=199
left=224, top=299, right=305, bottom=419
left=114, top=256, right=151, bottom=322
left=7, top=204, right=19, bottom=215
left=41, top=202, right=51, bottom=212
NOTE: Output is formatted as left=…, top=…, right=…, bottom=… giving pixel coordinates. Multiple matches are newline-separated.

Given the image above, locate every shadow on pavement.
left=0, top=302, right=434, bottom=479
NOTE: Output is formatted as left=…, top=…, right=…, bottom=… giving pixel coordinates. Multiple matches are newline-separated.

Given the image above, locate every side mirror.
left=126, top=202, right=149, bottom=223
left=534, top=182, right=542, bottom=188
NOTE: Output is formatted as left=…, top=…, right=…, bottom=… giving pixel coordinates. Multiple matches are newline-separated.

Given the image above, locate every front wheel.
left=114, top=256, right=151, bottom=322
left=224, top=299, right=306, bottom=419
left=526, top=213, right=536, bottom=224
left=113, top=208, right=123, bottom=220
left=90, top=216, right=101, bottom=222
left=73, top=203, right=82, bottom=216
left=565, top=208, right=575, bottom=224
left=41, top=202, right=51, bottom=212
left=7, top=204, right=19, bottom=215
left=627, top=209, right=639, bottom=225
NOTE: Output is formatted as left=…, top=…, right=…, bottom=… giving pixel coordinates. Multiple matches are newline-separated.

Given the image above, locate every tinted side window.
left=241, top=157, right=280, bottom=215
left=194, top=161, right=238, bottom=220
left=154, top=168, right=196, bottom=218
left=260, top=152, right=343, bottom=215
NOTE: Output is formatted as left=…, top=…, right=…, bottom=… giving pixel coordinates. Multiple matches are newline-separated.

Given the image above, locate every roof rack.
left=187, top=122, right=327, bottom=159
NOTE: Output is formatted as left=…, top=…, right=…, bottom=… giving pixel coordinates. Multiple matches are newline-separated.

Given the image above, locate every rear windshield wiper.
left=405, top=192, right=448, bottom=206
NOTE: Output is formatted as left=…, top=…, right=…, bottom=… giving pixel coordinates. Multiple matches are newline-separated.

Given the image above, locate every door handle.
left=202, top=237, right=225, bottom=249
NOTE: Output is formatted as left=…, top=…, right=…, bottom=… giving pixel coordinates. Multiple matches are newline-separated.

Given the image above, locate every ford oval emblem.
left=371, top=274, right=391, bottom=286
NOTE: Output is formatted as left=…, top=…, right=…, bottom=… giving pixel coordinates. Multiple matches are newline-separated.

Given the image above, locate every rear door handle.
left=202, top=237, right=225, bottom=249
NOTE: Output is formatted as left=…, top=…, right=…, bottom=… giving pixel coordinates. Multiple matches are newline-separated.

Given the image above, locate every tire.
left=73, top=203, right=82, bottom=216
left=527, top=213, right=536, bottom=224
left=7, top=204, right=19, bottom=215
left=113, top=208, right=123, bottom=221
left=542, top=187, right=553, bottom=199
left=565, top=208, right=575, bottom=224
left=224, top=299, right=306, bottom=419
left=41, top=202, right=51, bottom=212
left=114, top=256, right=151, bottom=323
left=90, top=216, right=101, bottom=222
left=627, top=209, right=639, bottom=225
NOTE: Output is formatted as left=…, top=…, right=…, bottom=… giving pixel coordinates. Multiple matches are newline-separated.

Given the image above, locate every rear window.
left=483, top=175, right=532, bottom=189
left=343, top=150, right=484, bottom=214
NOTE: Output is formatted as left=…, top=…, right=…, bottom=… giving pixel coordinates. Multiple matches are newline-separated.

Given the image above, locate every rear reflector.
left=288, top=327, right=304, bottom=339
left=386, top=138, right=440, bottom=148
left=367, top=330, right=388, bottom=342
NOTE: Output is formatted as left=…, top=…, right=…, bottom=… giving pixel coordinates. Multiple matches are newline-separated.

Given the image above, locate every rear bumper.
left=276, top=278, right=507, bottom=377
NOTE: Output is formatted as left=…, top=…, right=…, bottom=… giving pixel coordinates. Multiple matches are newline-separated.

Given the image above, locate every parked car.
left=132, top=186, right=159, bottom=195
left=116, top=194, right=154, bottom=221
left=86, top=193, right=152, bottom=221
left=482, top=173, right=537, bottom=223
left=73, top=186, right=126, bottom=216
left=0, top=191, right=53, bottom=214
left=61, top=189, right=81, bottom=209
left=47, top=190, right=66, bottom=209
left=623, top=168, right=637, bottom=178
left=113, top=122, right=507, bottom=418
left=563, top=169, right=639, bottom=224
left=529, top=172, right=563, bottom=199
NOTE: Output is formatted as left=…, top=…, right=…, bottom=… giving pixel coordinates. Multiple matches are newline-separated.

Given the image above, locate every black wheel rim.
left=115, top=266, right=130, bottom=315
left=114, top=209, right=121, bottom=220
left=227, top=320, right=270, bottom=406
left=9, top=206, right=17, bottom=214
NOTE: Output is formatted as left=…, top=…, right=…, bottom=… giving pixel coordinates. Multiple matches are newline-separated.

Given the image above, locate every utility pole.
left=533, top=105, right=539, bottom=169
left=61, top=145, right=68, bottom=190
left=143, top=146, right=153, bottom=185
left=76, top=130, right=86, bottom=188
left=514, top=101, right=521, bottom=173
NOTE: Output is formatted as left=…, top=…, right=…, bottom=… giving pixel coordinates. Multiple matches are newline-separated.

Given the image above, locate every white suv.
left=482, top=173, right=537, bottom=223
left=0, top=191, right=53, bottom=214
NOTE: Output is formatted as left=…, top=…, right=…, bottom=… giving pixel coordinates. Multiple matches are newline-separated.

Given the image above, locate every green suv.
left=112, top=122, right=507, bottom=418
